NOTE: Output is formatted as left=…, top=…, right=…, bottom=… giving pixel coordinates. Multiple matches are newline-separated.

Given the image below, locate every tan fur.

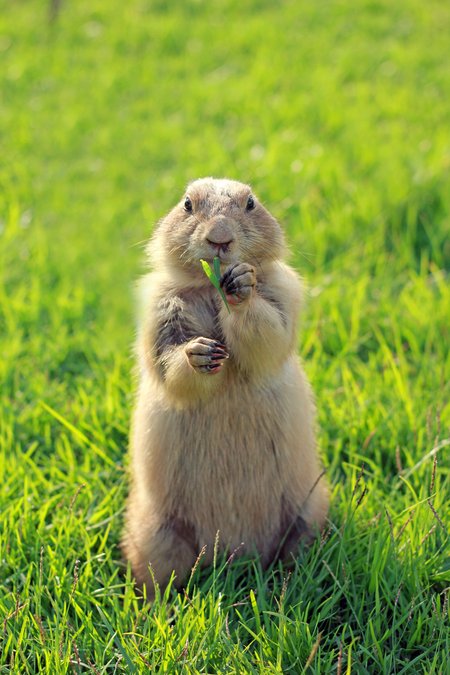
left=122, top=178, right=328, bottom=597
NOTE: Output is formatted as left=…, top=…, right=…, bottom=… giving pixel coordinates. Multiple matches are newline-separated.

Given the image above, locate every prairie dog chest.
left=155, top=287, right=223, bottom=349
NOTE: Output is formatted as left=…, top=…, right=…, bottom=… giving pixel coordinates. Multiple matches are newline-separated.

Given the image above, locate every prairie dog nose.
left=206, top=220, right=235, bottom=248
left=207, top=237, right=234, bottom=250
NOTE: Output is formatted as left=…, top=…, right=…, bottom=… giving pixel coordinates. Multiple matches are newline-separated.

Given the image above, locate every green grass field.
left=1, top=0, right=449, bottom=671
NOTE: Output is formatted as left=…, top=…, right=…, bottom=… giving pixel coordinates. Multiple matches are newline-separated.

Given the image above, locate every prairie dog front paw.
left=185, top=338, right=229, bottom=374
left=220, top=263, right=256, bottom=304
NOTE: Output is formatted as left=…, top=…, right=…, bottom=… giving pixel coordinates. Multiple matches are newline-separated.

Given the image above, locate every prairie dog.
left=122, top=178, right=328, bottom=596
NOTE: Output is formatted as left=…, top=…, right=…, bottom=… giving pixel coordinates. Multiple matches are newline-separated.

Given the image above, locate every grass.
left=1, top=0, right=449, bottom=671
left=200, top=256, right=231, bottom=312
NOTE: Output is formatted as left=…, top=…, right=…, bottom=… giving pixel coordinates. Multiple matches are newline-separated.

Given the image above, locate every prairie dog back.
left=122, top=178, right=328, bottom=596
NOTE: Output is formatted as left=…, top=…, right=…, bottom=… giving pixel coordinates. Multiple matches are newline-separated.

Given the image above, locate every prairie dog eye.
left=246, top=195, right=255, bottom=211
left=184, top=196, right=193, bottom=212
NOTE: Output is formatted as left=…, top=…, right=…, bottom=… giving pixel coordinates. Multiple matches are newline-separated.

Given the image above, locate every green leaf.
left=213, top=256, right=221, bottom=280
left=200, top=259, right=220, bottom=290
left=218, top=286, right=231, bottom=313
left=200, top=258, right=231, bottom=313
left=200, top=258, right=213, bottom=280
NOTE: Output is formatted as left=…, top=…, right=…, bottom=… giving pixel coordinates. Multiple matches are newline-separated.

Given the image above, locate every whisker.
left=293, top=248, right=316, bottom=263
left=130, top=238, right=149, bottom=250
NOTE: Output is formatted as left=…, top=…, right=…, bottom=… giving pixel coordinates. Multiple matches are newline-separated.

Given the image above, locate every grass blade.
left=213, top=256, right=221, bottom=280
left=200, top=258, right=231, bottom=313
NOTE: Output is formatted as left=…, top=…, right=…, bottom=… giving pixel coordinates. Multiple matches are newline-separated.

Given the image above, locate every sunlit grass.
left=1, top=0, right=449, bottom=671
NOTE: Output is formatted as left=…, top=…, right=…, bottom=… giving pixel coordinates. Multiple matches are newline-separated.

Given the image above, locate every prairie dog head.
left=149, top=178, right=286, bottom=277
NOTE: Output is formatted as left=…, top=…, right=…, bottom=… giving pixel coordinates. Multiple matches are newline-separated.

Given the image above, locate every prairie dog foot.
left=185, top=337, right=229, bottom=374
left=123, top=515, right=198, bottom=600
left=221, top=262, right=256, bottom=304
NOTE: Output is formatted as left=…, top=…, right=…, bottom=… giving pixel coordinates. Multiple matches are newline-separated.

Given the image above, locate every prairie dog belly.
left=131, top=357, right=317, bottom=553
